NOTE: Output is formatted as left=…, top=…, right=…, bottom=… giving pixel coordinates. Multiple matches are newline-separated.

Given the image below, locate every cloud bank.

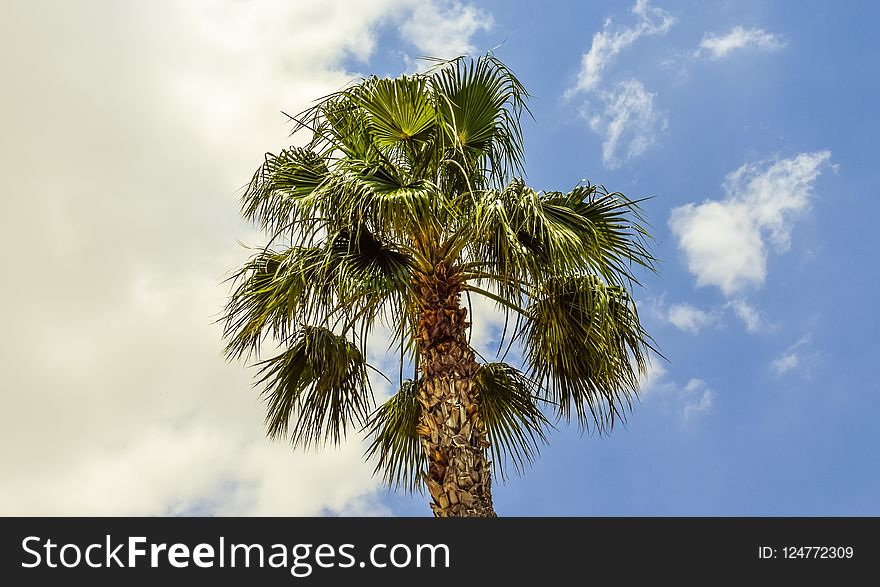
left=0, top=0, right=490, bottom=516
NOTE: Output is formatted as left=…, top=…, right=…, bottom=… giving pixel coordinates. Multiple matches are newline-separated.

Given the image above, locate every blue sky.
left=2, top=0, right=877, bottom=516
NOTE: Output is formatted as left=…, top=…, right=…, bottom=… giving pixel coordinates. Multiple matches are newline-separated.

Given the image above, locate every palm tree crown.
left=222, top=54, right=657, bottom=516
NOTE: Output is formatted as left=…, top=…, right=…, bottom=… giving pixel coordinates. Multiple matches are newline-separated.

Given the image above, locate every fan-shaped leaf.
left=475, top=362, right=550, bottom=478
left=222, top=226, right=415, bottom=360
left=256, top=326, right=374, bottom=449
left=524, top=276, right=653, bottom=432
left=241, top=147, right=328, bottom=233
left=359, top=76, right=437, bottom=149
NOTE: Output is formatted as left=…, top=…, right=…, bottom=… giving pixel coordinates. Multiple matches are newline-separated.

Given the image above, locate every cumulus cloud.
left=669, top=200, right=763, bottom=295
left=567, top=0, right=674, bottom=96
left=0, top=0, right=486, bottom=516
left=399, top=0, right=493, bottom=58
left=698, top=26, right=785, bottom=59
left=666, top=303, right=717, bottom=333
left=587, top=79, right=667, bottom=169
left=669, top=151, right=832, bottom=296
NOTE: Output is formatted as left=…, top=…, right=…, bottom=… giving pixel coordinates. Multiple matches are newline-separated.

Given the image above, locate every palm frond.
left=256, top=326, right=373, bottom=448
left=431, top=54, right=530, bottom=188
left=465, top=179, right=587, bottom=289
left=475, top=362, right=550, bottom=478
left=357, top=75, right=438, bottom=151
left=338, top=163, right=438, bottom=241
left=222, top=246, right=327, bottom=360
left=564, top=183, right=657, bottom=285
left=222, top=226, right=415, bottom=360
left=241, top=147, right=328, bottom=233
left=523, top=275, right=653, bottom=432
left=325, top=225, right=418, bottom=333
left=363, top=380, right=425, bottom=492
left=463, top=179, right=656, bottom=290
left=300, top=88, right=377, bottom=162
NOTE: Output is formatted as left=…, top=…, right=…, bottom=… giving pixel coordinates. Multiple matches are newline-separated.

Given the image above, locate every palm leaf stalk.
left=222, top=54, right=658, bottom=517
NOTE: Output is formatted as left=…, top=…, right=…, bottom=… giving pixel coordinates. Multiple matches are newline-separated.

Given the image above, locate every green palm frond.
left=325, top=226, right=417, bottom=332
left=357, top=76, right=438, bottom=151
left=329, top=225, right=413, bottom=282
left=462, top=179, right=655, bottom=290
left=241, top=147, right=328, bottom=233
left=431, top=54, right=530, bottom=188
left=363, top=380, right=425, bottom=492
left=339, top=164, right=438, bottom=241
left=222, top=246, right=325, bottom=360
left=256, top=326, right=373, bottom=448
left=466, top=179, right=587, bottom=288
left=222, top=226, right=415, bottom=360
left=299, top=89, right=376, bottom=162
left=565, top=183, right=656, bottom=285
left=524, top=275, right=653, bottom=432
left=475, top=362, right=550, bottom=477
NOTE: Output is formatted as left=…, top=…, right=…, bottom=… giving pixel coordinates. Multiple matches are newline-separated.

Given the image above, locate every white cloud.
left=651, top=296, right=762, bottom=335
left=399, top=0, right=493, bottom=59
left=772, top=335, right=811, bottom=376
left=682, top=379, right=715, bottom=421
left=669, top=151, right=832, bottom=296
left=567, top=0, right=674, bottom=96
left=0, top=0, right=478, bottom=516
left=729, top=300, right=762, bottom=333
left=636, top=363, right=713, bottom=421
left=669, top=200, right=763, bottom=295
left=565, top=1, right=673, bottom=168
left=772, top=353, right=799, bottom=375
left=666, top=303, right=717, bottom=333
left=587, top=79, right=667, bottom=169
left=699, top=26, right=785, bottom=59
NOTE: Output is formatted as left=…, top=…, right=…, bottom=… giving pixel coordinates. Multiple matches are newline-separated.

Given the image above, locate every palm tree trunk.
left=415, top=264, right=496, bottom=517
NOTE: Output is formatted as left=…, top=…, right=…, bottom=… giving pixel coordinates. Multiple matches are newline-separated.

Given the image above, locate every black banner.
left=1, top=517, right=876, bottom=584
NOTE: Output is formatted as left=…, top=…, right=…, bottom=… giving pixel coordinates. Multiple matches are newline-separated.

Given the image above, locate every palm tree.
left=221, top=54, right=656, bottom=517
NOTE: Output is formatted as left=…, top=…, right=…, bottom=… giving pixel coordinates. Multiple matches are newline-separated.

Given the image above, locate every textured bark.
left=415, top=264, right=496, bottom=517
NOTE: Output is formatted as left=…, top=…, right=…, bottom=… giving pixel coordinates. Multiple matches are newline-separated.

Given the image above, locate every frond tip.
left=255, top=326, right=374, bottom=449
